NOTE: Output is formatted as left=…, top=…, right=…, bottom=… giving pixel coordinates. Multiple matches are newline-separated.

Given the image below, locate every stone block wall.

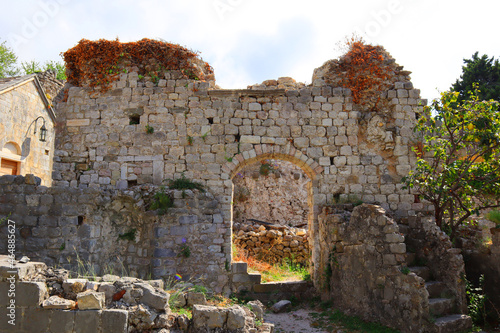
left=232, top=159, right=310, bottom=226
left=317, top=204, right=432, bottom=333
left=53, top=64, right=424, bottom=224
left=0, top=78, right=55, bottom=185
left=36, top=70, right=65, bottom=106
left=0, top=175, right=231, bottom=293
left=233, top=222, right=309, bottom=265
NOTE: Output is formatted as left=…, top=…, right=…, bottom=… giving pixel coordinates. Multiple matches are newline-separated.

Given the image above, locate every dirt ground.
left=264, top=308, right=344, bottom=333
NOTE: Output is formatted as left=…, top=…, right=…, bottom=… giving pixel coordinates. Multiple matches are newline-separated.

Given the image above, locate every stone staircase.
left=231, top=262, right=314, bottom=304
left=405, top=252, right=472, bottom=333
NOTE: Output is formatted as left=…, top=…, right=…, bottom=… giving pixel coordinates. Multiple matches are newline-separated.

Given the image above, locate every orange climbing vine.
left=62, top=38, right=214, bottom=92
left=338, top=37, right=393, bottom=109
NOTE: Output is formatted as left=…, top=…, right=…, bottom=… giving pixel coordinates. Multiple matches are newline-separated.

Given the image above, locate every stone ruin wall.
left=317, top=204, right=432, bottom=333
left=232, top=159, right=310, bottom=227
left=52, top=58, right=428, bottom=229
left=233, top=222, right=310, bottom=265
left=0, top=175, right=232, bottom=294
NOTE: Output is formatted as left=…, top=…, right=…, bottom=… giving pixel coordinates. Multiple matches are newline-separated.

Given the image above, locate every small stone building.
left=0, top=73, right=58, bottom=185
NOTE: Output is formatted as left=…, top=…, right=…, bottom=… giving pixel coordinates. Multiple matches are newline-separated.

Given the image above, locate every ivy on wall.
left=62, top=38, right=214, bottom=92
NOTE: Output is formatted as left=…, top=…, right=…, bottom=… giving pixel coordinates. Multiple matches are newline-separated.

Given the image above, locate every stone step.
left=409, top=266, right=431, bottom=281
left=425, top=281, right=448, bottom=298
left=245, top=281, right=314, bottom=303
left=429, top=298, right=454, bottom=317
left=434, top=314, right=472, bottom=333
left=405, top=252, right=416, bottom=266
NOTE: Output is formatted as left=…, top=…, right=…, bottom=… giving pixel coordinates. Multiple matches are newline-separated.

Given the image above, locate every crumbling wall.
left=0, top=257, right=272, bottom=333
left=53, top=52, right=424, bottom=223
left=317, top=204, right=432, bottom=333
left=36, top=70, right=65, bottom=108
left=403, top=216, right=469, bottom=314
left=0, top=174, right=230, bottom=293
left=232, top=159, right=310, bottom=226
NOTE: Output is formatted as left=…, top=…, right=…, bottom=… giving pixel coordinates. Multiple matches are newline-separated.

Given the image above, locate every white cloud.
left=1, top=0, right=499, bottom=101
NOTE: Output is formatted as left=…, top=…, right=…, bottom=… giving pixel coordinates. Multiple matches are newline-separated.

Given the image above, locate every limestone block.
left=98, top=282, right=117, bottom=305
left=240, top=135, right=261, bottom=144
left=74, top=310, right=101, bottom=333
left=101, top=309, right=128, bottom=333
left=43, top=295, right=76, bottom=309
left=77, top=291, right=105, bottom=310
left=248, top=103, right=262, bottom=111
left=271, top=300, right=291, bottom=313
left=17, top=281, right=48, bottom=306
left=390, top=243, right=406, bottom=254
left=20, top=307, right=50, bottom=332
left=67, top=119, right=90, bottom=127
left=386, top=233, right=405, bottom=243
left=49, top=309, right=76, bottom=333
left=227, top=305, right=246, bottom=330
left=192, top=304, right=227, bottom=329
left=248, top=300, right=264, bottom=321
left=187, top=292, right=208, bottom=306
left=140, top=284, right=170, bottom=311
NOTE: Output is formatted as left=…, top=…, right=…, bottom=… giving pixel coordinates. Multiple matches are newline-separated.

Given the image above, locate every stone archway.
left=221, top=144, right=323, bottom=279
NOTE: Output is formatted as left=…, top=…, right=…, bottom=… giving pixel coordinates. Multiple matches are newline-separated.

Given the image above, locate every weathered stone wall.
left=36, top=70, right=65, bottom=106
left=53, top=64, right=423, bottom=220
left=0, top=175, right=231, bottom=293
left=52, top=61, right=425, bottom=274
left=233, top=222, right=309, bottom=265
left=317, top=204, right=432, bottom=333
left=0, top=78, right=55, bottom=185
left=232, top=159, right=310, bottom=226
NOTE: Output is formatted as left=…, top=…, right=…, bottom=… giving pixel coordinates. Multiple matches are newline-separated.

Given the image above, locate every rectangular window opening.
left=129, top=115, right=140, bottom=125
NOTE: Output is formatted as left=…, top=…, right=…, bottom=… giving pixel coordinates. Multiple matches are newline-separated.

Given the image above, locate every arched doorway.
left=223, top=150, right=321, bottom=282
left=0, top=142, right=22, bottom=176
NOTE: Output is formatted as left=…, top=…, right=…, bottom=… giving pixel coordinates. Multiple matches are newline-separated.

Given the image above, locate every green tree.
left=21, top=59, right=67, bottom=80
left=403, top=88, right=500, bottom=241
left=451, top=52, right=500, bottom=102
left=0, top=40, right=20, bottom=78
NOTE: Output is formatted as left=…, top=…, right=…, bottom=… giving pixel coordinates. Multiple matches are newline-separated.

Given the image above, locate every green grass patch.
left=171, top=307, right=192, bottom=319
left=311, top=309, right=400, bottom=333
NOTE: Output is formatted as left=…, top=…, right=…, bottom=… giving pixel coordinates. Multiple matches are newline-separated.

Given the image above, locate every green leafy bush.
left=150, top=187, right=174, bottom=215
left=166, top=173, right=205, bottom=192
left=486, top=210, right=500, bottom=226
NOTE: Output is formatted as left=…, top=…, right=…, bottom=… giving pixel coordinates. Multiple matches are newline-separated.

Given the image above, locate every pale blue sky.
left=1, top=0, right=499, bottom=102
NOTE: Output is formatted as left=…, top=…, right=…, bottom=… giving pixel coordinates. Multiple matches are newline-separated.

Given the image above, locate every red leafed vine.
left=338, top=38, right=393, bottom=109
left=62, top=38, right=214, bottom=92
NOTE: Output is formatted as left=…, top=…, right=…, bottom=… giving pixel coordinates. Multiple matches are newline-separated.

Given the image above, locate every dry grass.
left=233, top=245, right=309, bottom=283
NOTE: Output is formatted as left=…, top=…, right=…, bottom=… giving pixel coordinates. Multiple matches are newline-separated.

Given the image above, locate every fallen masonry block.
left=42, top=295, right=76, bottom=309
left=77, top=290, right=105, bottom=310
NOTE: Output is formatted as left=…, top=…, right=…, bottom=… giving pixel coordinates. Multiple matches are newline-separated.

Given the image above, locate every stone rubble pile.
left=7, top=259, right=274, bottom=333
left=247, top=77, right=306, bottom=91
left=233, top=222, right=310, bottom=265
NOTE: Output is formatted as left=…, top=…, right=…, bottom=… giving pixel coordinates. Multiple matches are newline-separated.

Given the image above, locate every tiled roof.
left=0, top=74, right=56, bottom=122
left=0, top=74, right=37, bottom=93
